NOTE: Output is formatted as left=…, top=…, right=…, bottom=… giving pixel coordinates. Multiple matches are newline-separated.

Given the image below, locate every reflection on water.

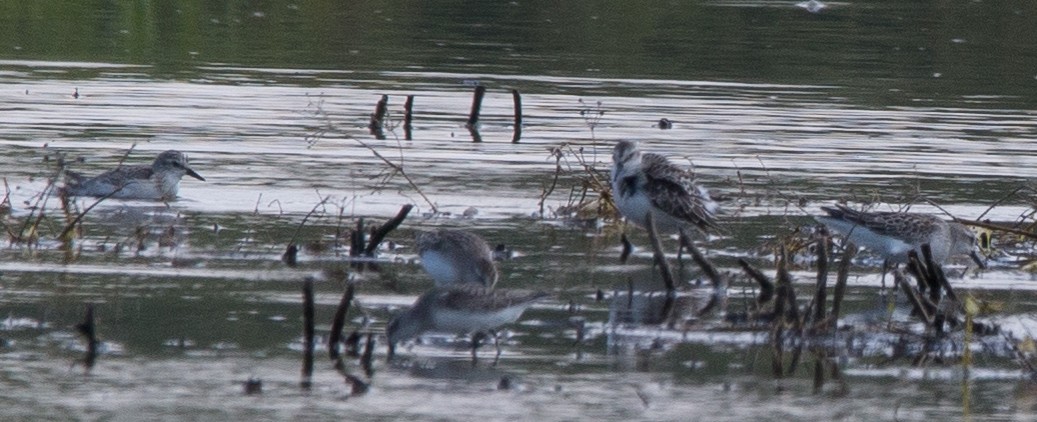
left=3, top=1, right=1037, bottom=420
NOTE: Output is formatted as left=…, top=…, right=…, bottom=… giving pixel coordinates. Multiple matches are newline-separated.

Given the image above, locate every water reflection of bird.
left=815, top=204, right=985, bottom=268
left=386, top=285, right=548, bottom=360
left=415, top=229, right=498, bottom=287
left=610, top=140, right=721, bottom=235
left=64, top=150, right=205, bottom=201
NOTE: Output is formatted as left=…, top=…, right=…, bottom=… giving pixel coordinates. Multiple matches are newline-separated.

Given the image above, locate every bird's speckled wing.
left=95, top=165, right=155, bottom=185
left=435, top=285, right=549, bottom=312
left=822, top=205, right=940, bottom=242
left=640, top=153, right=720, bottom=233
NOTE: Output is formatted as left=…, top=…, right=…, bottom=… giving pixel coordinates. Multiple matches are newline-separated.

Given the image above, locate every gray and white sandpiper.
left=610, top=140, right=721, bottom=235
left=415, top=229, right=498, bottom=287
left=815, top=204, right=985, bottom=268
left=386, top=284, right=549, bottom=360
left=65, top=150, right=205, bottom=201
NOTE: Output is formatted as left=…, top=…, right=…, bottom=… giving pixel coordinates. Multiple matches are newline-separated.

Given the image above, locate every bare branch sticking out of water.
left=511, top=89, right=522, bottom=143
left=301, top=278, right=315, bottom=390
left=541, top=143, right=617, bottom=222
left=75, top=303, right=98, bottom=371
left=577, top=98, right=604, bottom=139
left=361, top=333, right=376, bottom=378
left=369, top=94, right=389, bottom=139
left=403, top=95, right=414, bottom=140
left=283, top=194, right=332, bottom=266
left=465, top=85, right=486, bottom=130
left=738, top=258, right=775, bottom=308
left=828, top=241, right=855, bottom=326
left=329, top=284, right=356, bottom=363
left=363, top=204, right=413, bottom=256
left=303, top=94, right=438, bottom=214
left=813, top=234, right=830, bottom=323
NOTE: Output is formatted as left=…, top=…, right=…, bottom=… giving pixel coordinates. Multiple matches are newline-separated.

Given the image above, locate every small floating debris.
left=657, top=118, right=673, bottom=129
left=242, top=377, right=262, bottom=395
left=796, top=0, right=826, bottom=13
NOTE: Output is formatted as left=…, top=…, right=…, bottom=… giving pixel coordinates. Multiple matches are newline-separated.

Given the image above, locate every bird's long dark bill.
left=970, top=250, right=986, bottom=269
left=185, top=168, right=206, bottom=181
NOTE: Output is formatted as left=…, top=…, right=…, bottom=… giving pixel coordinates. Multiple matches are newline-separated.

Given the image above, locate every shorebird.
left=610, top=140, right=721, bottom=235
left=415, top=229, right=498, bottom=287
left=64, top=150, right=205, bottom=201
left=386, top=284, right=549, bottom=363
left=815, top=204, right=985, bottom=269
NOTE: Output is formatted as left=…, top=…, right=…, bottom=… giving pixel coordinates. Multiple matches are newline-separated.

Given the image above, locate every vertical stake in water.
left=76, top=303, right=99, bottom=370
left=329, top=284, right=356, bottom=363
left=814, top=235, right=829, bottom=323
left=466, top=86, right=486, bottom=142
left=511, top=89, right=522, bottom=143
left=404, top=95, right=415, bottom=140
left=301, top=278, right=315, bottom=389
left=369, top=95, right=388, bottom=140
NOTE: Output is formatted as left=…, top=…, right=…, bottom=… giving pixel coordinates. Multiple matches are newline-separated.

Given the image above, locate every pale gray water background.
left=3, top=1, right=1037, bottom=420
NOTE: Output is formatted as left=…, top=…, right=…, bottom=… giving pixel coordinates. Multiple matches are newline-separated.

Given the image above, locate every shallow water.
left=3, top=1, right=1037, bottom=420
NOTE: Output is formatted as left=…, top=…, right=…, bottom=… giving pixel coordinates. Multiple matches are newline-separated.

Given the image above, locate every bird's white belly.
left=615, top=188, right=682, bottom=232
left=420, top=251, right=460, bottom=285
left=431, top=306, right=525, bottom=333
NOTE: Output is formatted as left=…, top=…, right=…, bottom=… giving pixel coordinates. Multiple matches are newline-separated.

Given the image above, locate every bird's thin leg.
left=471, top=332, right=488, bottom=366
left=491, top=331, right=503, bottom=366
left=881, top=259, right=889, bottom=290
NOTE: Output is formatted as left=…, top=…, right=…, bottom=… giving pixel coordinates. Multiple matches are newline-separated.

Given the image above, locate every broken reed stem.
left=328, top=284, right=356, bottom=361
left=350, top=137, right=438, bottom=213
left=814, top=235, right=830, bottom=322
left=361, top=333, right=376, bottom=378
left=403, top=95, right=414, bottom=140
left=511, top=89, right=522, bottom=143
left=895, top=269, right=931, bottom=323
left=75, top=303, right=98, bottom=370
left=363, top=204, right=413, bottom=256
left=829, top=241, right=855, bottom=324
left=369, top=94, right=388, bottom=131
left=282, top=244, right=299, bottom=267
left=350, top=218, right=365, bottom=257
left=301, top=278, right=315, bottom=388
left=58, top=187, right=122, bottom=242
left=738, top=258, right=775, bottom=307
left=679, top=230, right=724, bottom=289
left=906, top=251, right=930, bottom=292
left=645, top=214, right=676, bottom=292
left=466, top=85, right=487, bottom=129
left=776, top=246, right=800, bottom=324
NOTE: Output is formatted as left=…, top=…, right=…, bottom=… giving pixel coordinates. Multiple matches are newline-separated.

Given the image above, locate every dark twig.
left=328, top=284, right=356, bottom=361
left=895, top=269, right=931, bottom=323
left=738, top=258, right=775, bottom=307
left=403, top=95, right=414, bottom=141
left=350, top=218, right=365, bottom=257
left=369, top=94, right=388, bottom=139
left=814, top=235, right=830, bottom=322
left=75, top=303, right=98, bottom=370
left=301, top=278, right=315, bottom=389
left=829, top=241, right=855, bottom=324
left=466, top=86, right=487, bottom=130
left=511, top=89, right=522, bottom=143
left=363, top=204, right=413, bottom=256
left=361, top=333, right=376, bottom=378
